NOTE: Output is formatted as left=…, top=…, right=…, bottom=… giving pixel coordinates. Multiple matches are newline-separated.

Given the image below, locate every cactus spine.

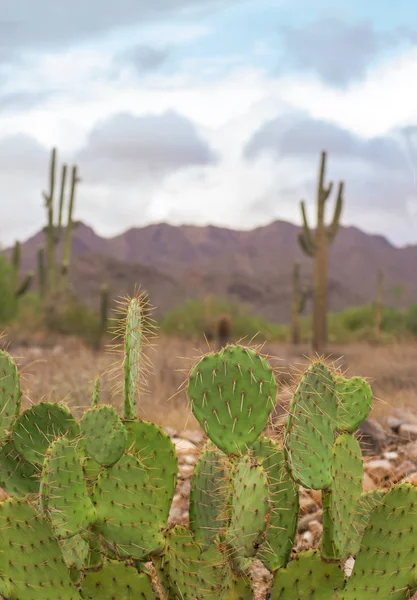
left=298, top=150, right=344, bottom=353
left=373, top=268, right=384, bottom=340
left=42, top=147, right=80, bottom=294
left=291, top=262, right=308, bottom=345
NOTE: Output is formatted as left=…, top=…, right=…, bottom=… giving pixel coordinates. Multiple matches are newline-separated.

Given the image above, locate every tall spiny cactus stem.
left=96, top=282, right=109, bottom=350
left=43, top=147, right=57, bottom=293
left=123, top=296, right=143, bottom=421
left=298, top=150, right=344, bottom=353
left=373, top=268, right=384, bottom=340
left=291, top=262, right=308, bottom=345
left=37, top=246, right=46, bottom=299
left=10, top=240, right=32, bottom=298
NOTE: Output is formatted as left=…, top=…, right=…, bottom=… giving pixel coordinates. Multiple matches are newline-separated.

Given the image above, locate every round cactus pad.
left=0, top=350, right=21, bottom=442
left=335, top=375, right=373, bottom=433
left=271, top=550, right=345, bottom=599
left=0, top=497, right=81, bottom=599
left=251, top=435, right=299, bottom=571
left=81, top=560, right=155, bottom=600
left=40, top=437, right=97, bottom=539
left=80, top=405, right=127, bottom=466
left=0, top=438, right=39, bottom=495
left=188, top=345, right=277, bottom=454
left=12, top=402, right=80, bottom=465
left=284, top=362, right=338, bottom=489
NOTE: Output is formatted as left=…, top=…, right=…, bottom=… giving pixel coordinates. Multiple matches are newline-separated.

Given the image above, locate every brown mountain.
left=6, top=220, right=417, bottom=323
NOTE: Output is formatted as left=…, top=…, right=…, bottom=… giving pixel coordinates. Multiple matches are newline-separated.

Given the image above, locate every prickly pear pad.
left=92, top=453, right=165, bottom=560
left=335, top=375, right=373, bottom=433
left=271, top=550, right=345, bottom=599
left=81, top=560, right=155, bottom=600
left=59, top=533, right=90, bottom=572
left=344, top=489, right=385, bottom=556
left=189, top=441, right=230, bottom=547
left=40, top=437, right=96, bottom=539
left=322, top=433, right=363, bottom=560
left=0, top=438, right=39, bottom=495
left=0, top=497, right=81, bottom=599
left=12, top=401, right=80, bottom=465
left=284, top=362, right=338, bottom=489
left=188, top=345, right=277, bottom=455
left=80, top=405, right=127, bottom=466
left=226, top=454, right=270, bottom=566
left=251, top=435, right=299, bottom=571
left=0, top=350, right=21, bottom=442
left=339, top=484, right=417, bottom=599
left=125, top=419, right=177, bottom=522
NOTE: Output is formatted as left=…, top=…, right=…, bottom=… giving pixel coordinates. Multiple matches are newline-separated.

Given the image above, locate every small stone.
left=164, top=427, right=177, bottom=438
left=173, top=438, right=197, bottom=453
left=365, top=459, right=393, bottom=484
left=307, top=519, right=322, bottom=544
left=298, top=510, right=322, bottom=533
left=183, top=454, right=197, bottom=465
left=344, top=556, right=355, bottom=578
left=386, top=416, right=404, bottom=433
left=357, top=419, right=387, bottom=456
left=405, top=441, right=417, bottom=462
left=179, top=464, right=194, bottom=478
left=181, top=430, right=205, bottom=445
left=401, top=472, right=417, bottom=486
left=393, top=460, right=416, bottom=482
left=301, top=531, right=313, bottom=545
left=382, top=451, right=398, bottom=461
left=399, top=424, right=417, bottom=441
left=362, top=471, right=378, bottom=492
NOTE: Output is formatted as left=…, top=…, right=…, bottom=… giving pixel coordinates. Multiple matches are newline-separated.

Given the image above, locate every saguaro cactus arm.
left=327, top=181, right=344, bottom=242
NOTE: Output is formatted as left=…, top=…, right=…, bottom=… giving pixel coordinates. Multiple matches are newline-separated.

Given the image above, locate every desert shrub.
left=160, top=297, right=287, bottom=342
left=405, top=303, right=417, bottom=337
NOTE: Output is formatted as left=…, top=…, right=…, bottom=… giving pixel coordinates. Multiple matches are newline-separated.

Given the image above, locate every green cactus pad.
left=81, top=560, right=155, bottom=600
left=125, top=419, right=178, bottom=522
left=80, top=405, right=127, bottom=466
left=188, top=345, right=277, bottom=455
left=12, top=401, right=80, bottom=465
left=0, top=438, right=39, bottom=495
left=59, top=533, right=90, bottom=577
left=92, top=453, right=165, bottom=560
left=155, top=526, right=225, bottom=600
left=0, top=350, right=21, bottom=442
left=339, top=484, right=417, bottom=599
left=251, top=435, right=299, bottom=571
left=271, top=550, right=345, bottom=599
left=81, top=455, right=103, bottom=495
left=40, top=437, right=96, bottom=539
left=284, top=362, right=338, bottom=489
left=0, top=576, right=11, bottom=598
left=189, top=441, right=230, bottom=547
left=344, top=489, right=385, bottom=557
left=322, top=433, right=363, bottom=560
left=336, top=375, right=373, bottom=433
left=226, top=454, right=270, bottom=568
left=0, top=497, right=81, bottom=599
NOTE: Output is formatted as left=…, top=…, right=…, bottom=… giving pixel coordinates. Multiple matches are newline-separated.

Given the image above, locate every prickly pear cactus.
left=125, top=419, right=177, bottom=523
left=40, top=437, right=96, bottom=539
left=335, top=374, right=373, bottom=433
left=321, top=433, right=363, bottom=560
left=251, top=435, right=299, bottom=571
left=81, top=560, right=155, bottom=599
left=0, top=497, right=81, bottom=599
left=12, top=401, right=79, bottom=465
left=0, top=350, right=21, bottom=442
left=344, top=488, right=385, bottom=557
left=226, top=454, right=270, bottom=570
left=271, top=550, right=345, bottom=599
left=189, top=441, right=229, bottom=548
left=284, top=362, right=338, bottom=489
left=123, top=295, right=143, bottom=420
left=80, top=405, right=127, bottom=466
left=92, top=453, right=165, bottom=560
left=339, top=484, right=417, bottom=599
left=0, top=438, right=39, bottom=495
left=188, top=345, right=277, bottom=455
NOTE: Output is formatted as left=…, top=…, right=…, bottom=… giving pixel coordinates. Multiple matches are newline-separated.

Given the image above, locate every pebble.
left=364, top=459, right=393, bottom=483
left=382, top=451, right=398, bottom=461
left=393, top=460, right=416, bottom=482
left=399, top=424, right=417, bottom=441
left=362, top=471, right=378, bottom=492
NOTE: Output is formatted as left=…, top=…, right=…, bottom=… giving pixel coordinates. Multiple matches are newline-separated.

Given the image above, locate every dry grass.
left=6, top=335, right=417, bottom=433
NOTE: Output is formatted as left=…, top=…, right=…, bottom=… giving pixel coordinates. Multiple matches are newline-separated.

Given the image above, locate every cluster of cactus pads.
left=1, top=297, right=417, bottom=599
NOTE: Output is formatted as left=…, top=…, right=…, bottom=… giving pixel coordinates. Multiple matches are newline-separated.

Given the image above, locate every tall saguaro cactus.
left=373, top=268, right=384, bottom=340
left=42, top=147, right=80, bottom=294
left=298, top=150, right=344, bottom=353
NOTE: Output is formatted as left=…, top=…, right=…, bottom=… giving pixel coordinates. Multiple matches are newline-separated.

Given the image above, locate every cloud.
left=0, top=90, right=56, bottom=112
left=244, top=110, right=407, bottom=169
left=0, top=0, right=233, bottom=62
left=115, top=45, right=170, bottom=76
left=277, top=18, right=409, bottom=87
left=77, top=110, right=217, bottom=182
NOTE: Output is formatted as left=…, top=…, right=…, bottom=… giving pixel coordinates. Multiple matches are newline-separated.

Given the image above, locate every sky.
left=1, top=0, right=417, bottom=247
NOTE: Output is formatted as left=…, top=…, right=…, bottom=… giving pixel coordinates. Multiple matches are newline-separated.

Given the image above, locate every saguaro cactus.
left=291, top=262, right=308, bottom=345
left=42, top=147, right=80, bottom=294
left=298, top=150, right=344, bottom=353
left=9, top=240, right=33, bottom=298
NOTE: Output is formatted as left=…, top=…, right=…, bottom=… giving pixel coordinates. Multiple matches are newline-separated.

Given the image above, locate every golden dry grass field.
left=6, top=333, right=417, bottom=432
